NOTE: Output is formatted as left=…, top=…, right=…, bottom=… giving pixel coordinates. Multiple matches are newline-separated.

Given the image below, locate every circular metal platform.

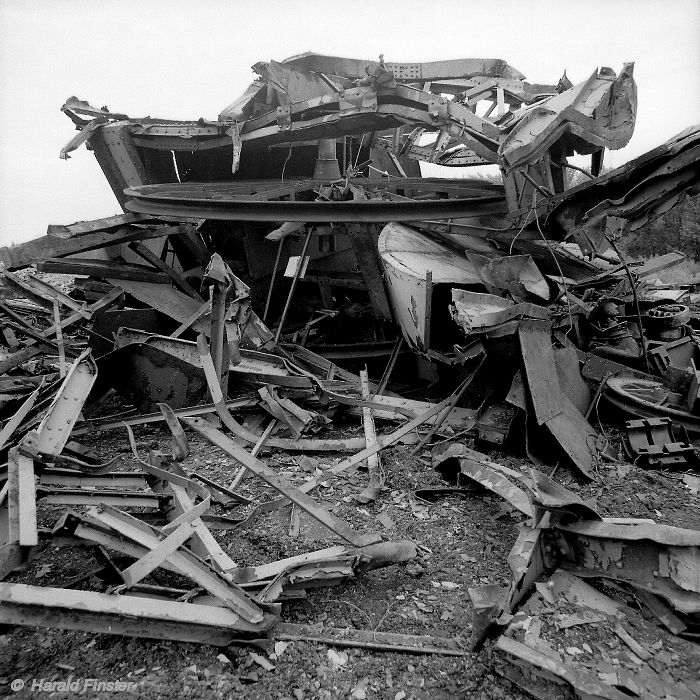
left=124, top=178, right=507, bottom=222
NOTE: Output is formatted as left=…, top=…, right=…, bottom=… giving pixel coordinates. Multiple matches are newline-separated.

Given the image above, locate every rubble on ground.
left=0, top=52, right=699, bottom=698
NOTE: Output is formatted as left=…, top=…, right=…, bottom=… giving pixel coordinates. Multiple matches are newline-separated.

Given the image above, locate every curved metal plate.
left=124, top=178, right=508, bottom=223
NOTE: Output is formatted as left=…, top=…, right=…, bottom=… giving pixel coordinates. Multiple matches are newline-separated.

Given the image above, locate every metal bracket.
left=427, top=97, right=449, bottom=124
left=338, top=87, right=377, bottom=114
left=625, top=417, right=696, bottom=467
left=276, top=105, right=291, bottom=131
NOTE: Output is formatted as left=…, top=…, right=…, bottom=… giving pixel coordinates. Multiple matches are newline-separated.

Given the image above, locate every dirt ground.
left=1, top=397, right=699, bottom=699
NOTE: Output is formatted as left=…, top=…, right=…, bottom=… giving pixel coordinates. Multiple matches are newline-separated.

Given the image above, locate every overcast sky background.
left=1, top=0, right=698, bottom=245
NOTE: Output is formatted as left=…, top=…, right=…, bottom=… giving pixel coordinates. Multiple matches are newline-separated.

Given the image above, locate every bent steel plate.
left=96, top=343, right=208, bottom=413
left=124, top=178, right=508, bottom=222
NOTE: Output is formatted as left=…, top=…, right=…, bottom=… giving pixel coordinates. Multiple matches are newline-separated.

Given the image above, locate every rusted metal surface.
left=1, top=46, right=699, bottom=668
left=123, top=179, right=508, bottom=222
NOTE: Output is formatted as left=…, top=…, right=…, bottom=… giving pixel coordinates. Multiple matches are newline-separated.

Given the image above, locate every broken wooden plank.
left=161, top=489, right=212, bottom=534
left=634, top=251, right=686, bottom=278
left=15, top=453, right=37, bottom=548
left=157, top=403, right=189, bottom=461
left=246, top=392, right=468, bottom=523
left=225, top=321, right=242, bottom=367
left=274, top=227, right=313, bottom=343
left=189, top=472, right=253, bottom=506
left=208, top=277, right=229, bottom=394
left=36, top=257, right=170, bottom=283
left=111, top=279, right=210, bottom=334
left=257, top=385, right=315, bottom=439
left=410, top=356, right=484, bottom=454
left=0, top=543, right=24, bottom=581
left=307, top=393, right=460, bottom=492
left=71, top=397, right=257, bottom=435
left=0, top=302, right=63, bottom=350
left=197, top=337, right=365, bottom=453
left=39, top=470, right=147, bottom=490
left=39, top=489, right=163, bottom=509
left=377, top=335, right=403, bottom=395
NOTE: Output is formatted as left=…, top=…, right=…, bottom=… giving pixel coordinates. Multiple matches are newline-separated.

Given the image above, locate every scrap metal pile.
left=1, top=52, right=699, bottom=695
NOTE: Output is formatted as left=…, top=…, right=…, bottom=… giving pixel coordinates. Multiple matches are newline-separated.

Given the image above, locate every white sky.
left=1, top=0, right=698, bottom=245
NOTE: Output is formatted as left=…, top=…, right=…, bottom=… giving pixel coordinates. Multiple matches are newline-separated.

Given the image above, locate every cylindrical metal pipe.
left=313, top=138, right=341, bottom=180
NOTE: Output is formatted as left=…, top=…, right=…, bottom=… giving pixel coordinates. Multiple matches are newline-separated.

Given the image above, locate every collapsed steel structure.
left=0, top=53, right=699, bottom=695
left=57, top=53, right=699, bottom=360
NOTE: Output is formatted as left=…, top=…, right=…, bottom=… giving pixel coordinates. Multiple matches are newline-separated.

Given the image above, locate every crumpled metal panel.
left=280, top=53, right=526, bottom=81
left=549, top=124, right=700, bottom=241
left=499, top=64, right=637, bottom=171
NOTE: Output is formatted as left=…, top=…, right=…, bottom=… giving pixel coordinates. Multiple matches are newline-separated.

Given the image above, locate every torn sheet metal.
left=497, top=566, right=700, bottom=700
left=519, top=320, right=602, bottom=479
left=257, top=385, right=328, bottom=438
left=499, top=64, right=637, bottom=172
left=279, top=53, right=526, bottom=82
left=465, top=253, right=555, bottom=302
left=450, top=290, right=549, bottom=338
left=96, top=341, right=208, bottom=412
left=496, top=635, right=631, bottom=700
left=97, top=328, right=316, bottom=411
left=56, top=51, right=700, bottom=277
left=553, top=519, right=700, bottom=613
left=526, top=468, right=601, bottom=522
left=548, top=125, right=700, bottom=245
left=378, top=221, right=480, bottom=351
left=68, top=55, right=635, bottom=188
left=255, top=540, right=417, bottom=602
left=433, top=445, right=533, bottom=518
